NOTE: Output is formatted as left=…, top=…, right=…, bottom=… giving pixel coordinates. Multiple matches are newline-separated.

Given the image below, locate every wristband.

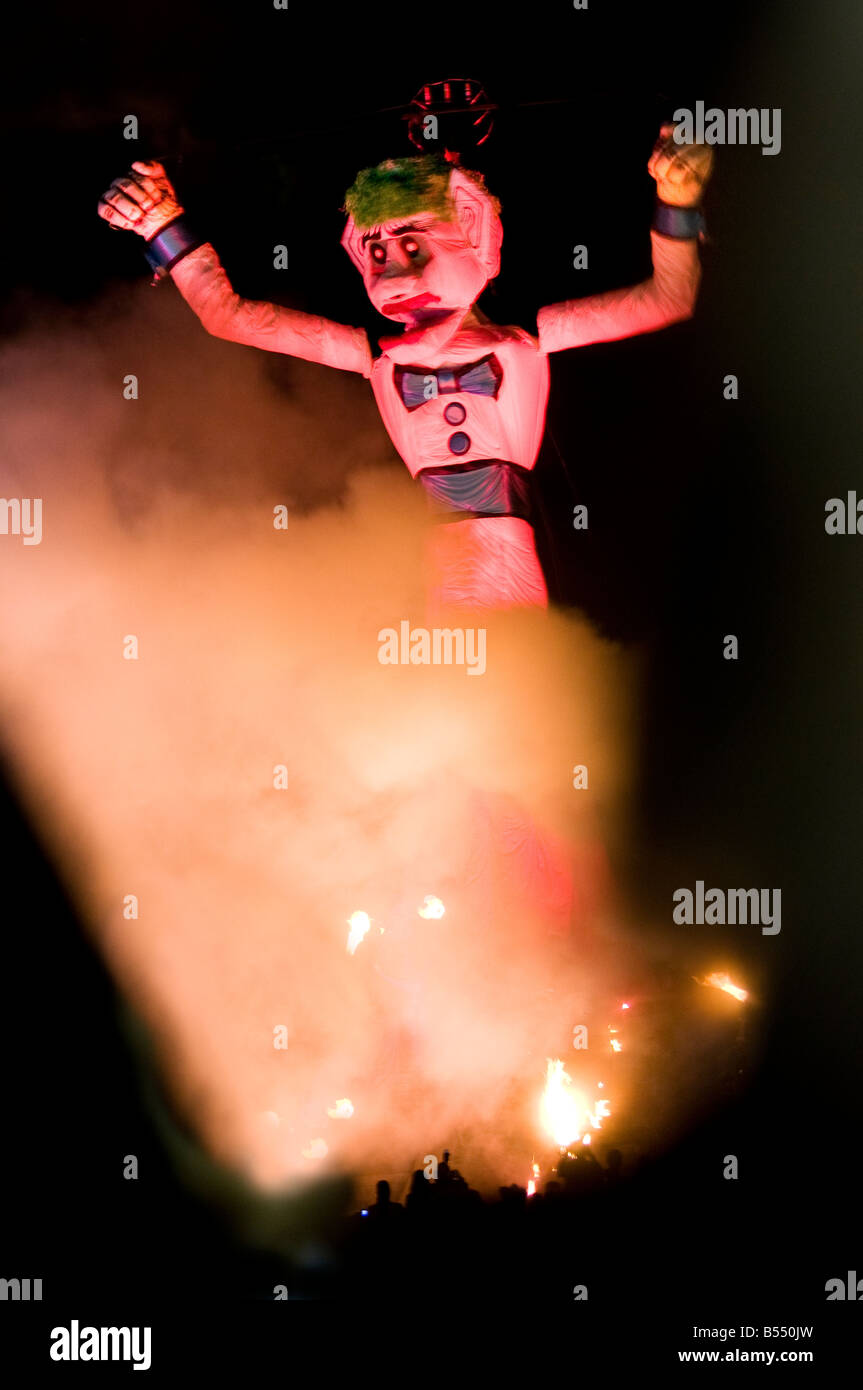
left=143, top=216, right=203, bottom=277
left=652, top=201, right=706, bottom=240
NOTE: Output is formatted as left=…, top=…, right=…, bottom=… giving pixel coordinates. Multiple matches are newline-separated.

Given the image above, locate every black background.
left=1, top=0, right=862, bottom=1365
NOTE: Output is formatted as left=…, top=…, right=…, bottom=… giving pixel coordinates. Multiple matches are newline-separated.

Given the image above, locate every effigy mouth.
left=380, top=292, right=441, bottom=317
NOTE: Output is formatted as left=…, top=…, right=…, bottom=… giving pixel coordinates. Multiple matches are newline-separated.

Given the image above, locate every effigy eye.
left=402, top=238, right=420, bottom=258
left=370, top=243, right=387, bottom=264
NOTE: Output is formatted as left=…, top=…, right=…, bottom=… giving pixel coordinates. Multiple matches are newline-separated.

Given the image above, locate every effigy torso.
left=371, top=323, right=551, bottom=610
left=371, top=323, right=549, bottom=476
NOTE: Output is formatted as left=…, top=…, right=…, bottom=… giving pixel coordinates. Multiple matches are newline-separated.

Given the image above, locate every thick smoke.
left=0, top=281, right=642, bottom=1196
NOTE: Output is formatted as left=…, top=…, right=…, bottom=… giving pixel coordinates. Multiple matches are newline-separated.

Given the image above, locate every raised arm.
left=537, top=124, right=713, bottom=355
left=168, top=242, right=372, bottom=375
left=98, top=161, right=372, bottom=377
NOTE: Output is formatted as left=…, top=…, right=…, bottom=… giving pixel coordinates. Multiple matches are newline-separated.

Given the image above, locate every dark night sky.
left=1, top=0, right=862, bottom=1343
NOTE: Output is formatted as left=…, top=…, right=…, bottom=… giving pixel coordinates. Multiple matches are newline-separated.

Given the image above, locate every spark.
left=418, top=895, right=445, bottom=919
left=347, top=910, right=372, bottom=955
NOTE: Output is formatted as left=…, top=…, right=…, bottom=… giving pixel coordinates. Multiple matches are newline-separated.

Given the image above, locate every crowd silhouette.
left=335, top=1143, right=640, bottom=1297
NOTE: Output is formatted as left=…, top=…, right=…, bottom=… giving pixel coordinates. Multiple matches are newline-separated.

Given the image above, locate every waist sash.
left=416, top=460, right=534, bottom=524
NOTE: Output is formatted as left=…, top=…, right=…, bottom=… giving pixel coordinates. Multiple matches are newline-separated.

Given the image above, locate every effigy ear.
left=340, top=215, right=366, bottom=273
left=449, top=167, right=503, bottom=280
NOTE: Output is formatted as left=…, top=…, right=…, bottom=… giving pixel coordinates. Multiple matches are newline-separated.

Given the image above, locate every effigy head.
left=341, top=155, right=503, bottom=325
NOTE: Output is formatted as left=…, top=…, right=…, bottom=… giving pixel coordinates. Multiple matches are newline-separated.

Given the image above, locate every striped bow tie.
left=395, top=355, right=502, bottom=411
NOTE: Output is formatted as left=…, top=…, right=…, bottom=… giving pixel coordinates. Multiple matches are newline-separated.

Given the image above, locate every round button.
left=447, top=431, right=471, bottom=455
left=443, top=402, right=466, bottom=425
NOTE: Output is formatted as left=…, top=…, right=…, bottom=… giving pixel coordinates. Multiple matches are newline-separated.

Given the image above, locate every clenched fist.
left=97, top=160, right=184, bottom=240
left=648, top=123, right=714, bottom=208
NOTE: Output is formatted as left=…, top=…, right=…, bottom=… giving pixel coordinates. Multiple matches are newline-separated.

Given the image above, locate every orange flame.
left=540, top=1059, right=610, bottom=1147
left=699, top=970, right=748, bottom=1002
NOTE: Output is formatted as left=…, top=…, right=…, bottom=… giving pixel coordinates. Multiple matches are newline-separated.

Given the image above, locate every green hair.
left=344, top=154, right=499, bottom=230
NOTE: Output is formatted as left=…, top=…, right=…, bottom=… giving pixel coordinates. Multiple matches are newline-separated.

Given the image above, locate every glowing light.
left=527, top=1179, right=536, bottom=1197
left=699, top=970, right=748, bottom=1002
left=610, top=1039, right=622, bottom=1053
left=582, top=1133, right=591, bottom=1146
left=540, top=1059, right=610, bottom=1148
left=621, top=1002, right=631, bottom=1010
left=541, top=1060, right=582, bottom=1146
left=326, top=1098, right=354, bottom=1119
left=347, top=910, right=371, bottom=955
left=418, top=895, right=445, bottom=920
left=302, top=1138, right=328, bottom=1160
